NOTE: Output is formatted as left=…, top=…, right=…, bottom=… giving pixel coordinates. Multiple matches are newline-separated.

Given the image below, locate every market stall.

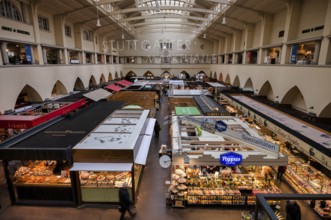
left=0, top=99, right=86, bottom=129
left=168, top=115, right=287, bottom=208
left=71, top=108, right=155, bottom=204
left=0, top=100, right=125, bottom=206
left=219, top=94, right=331, bottom=218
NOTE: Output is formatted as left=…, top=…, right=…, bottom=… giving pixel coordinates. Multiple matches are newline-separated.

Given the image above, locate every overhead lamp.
left=222, top=15, right=226, bottom=25
left=203, top=33, right=206, bottom=39
left=96, top=7, right=101, bottom=27
left=121, top=32, right=125, bottom=40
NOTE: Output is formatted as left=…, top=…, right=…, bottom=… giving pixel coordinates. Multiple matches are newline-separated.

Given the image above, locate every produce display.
left=13, top=160, right=70, bottom=185
left=169, top=165, right=281, bottom=206
left=79, top=171, right=132, bottom=188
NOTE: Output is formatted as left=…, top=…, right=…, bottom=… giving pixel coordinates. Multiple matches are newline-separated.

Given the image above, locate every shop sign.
left=220, top=152, right=242, bottom=166
left=215, top=120, right=227, bottom=132
left=222, top=129, right=280, bottom=155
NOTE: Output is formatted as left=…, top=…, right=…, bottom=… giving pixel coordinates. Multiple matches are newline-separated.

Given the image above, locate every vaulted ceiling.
left=38, top=0, right=287, bottom=40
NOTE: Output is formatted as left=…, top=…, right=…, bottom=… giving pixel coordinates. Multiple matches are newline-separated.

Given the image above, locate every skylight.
left=138, top=0, right=193, bottom=16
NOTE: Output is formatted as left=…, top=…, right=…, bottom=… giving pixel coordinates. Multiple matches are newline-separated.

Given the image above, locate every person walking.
left=154, top=120, right=161, bottom=138
left=119, top=182, right=136, bottom=220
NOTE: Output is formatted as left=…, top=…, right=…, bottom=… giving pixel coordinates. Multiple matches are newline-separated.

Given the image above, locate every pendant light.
left=96, top=7, right=101, bottom=27
left=222, top=14, right=226, bottom=25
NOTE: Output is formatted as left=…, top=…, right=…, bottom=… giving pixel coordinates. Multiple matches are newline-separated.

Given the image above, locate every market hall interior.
left=1, top=0, right=331, bottom=219
left=0, top=92, right=322, bottom=220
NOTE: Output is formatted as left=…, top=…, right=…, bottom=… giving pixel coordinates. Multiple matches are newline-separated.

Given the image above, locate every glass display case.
left=11, top=160, right=72, bottom=202
left=168, top=165, right=281, bottom=206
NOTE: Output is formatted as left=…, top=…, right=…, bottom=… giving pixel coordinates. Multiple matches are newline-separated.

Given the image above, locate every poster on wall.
left=25, top=45, right=33, bottom=64
left=290, top=44, right=298, bottom=64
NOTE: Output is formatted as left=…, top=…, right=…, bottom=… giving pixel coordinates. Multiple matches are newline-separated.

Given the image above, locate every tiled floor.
left=0, top=93, right=323, bottom=220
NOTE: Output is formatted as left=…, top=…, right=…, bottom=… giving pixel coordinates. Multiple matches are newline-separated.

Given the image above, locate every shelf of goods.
left=13, top=160, right=72, bottom=201
left=79, top=171, right=132, bottom=203
left=168, top=166, right=280, bottom=206
left=79, top=171, right=132, bottom=188
left=13, top=160, right=70, bottom=185
left=283, top=155, right=331, bottom=218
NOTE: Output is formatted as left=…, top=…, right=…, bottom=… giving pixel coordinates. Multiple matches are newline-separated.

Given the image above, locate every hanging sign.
left=220, top=152, right=242, bottom=167
left=215, top=120, right=227, bottom=132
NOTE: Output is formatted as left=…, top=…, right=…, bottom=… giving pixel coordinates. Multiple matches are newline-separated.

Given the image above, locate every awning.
left=116, top=80, right=132, bottom=87
left=70, top=162, right=133, bottom=171
left=134, top=118, right=155, bottom=165
left=105, top=84, right=121, bottom=92
left=144, top=118, right=156, bottom=135
left=83, top=89, right=112, bottom=101
left=135, top=135, right=153, bottom=165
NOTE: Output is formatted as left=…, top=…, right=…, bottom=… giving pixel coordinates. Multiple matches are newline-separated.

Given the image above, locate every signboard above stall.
left=220, top=152, right=242, bottom=167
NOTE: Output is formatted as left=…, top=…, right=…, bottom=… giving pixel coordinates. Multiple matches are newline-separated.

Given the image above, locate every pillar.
left=1, top=42, right=9, bottom=64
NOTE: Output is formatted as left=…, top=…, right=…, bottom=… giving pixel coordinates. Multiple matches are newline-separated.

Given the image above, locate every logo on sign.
left=220, top=152, right=242, bottom=167
left=215, top=120, right=227, bottom=132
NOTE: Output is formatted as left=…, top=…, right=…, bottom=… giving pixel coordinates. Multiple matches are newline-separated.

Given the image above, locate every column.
left=80, top=51, right=84, bottom=64
left=42, top=47, right=47, bottom=64
left=1, top=42, right=9, bottom=64
left=312, top=42, right=320, bottom=65
left=94, top=53, right=98, bottom=64
left=20, top=1, right=30, bottom=23
left=57, top=49, right=63, bottom=64
left=0, top=47, right=3, bottom=65
left=63, top=48, right=69, bottom=64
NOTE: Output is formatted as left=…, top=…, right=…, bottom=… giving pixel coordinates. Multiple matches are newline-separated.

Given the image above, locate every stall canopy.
left=135, top=118, right=155, bottom=165
left=117, top=80, right=132, bottom=87
left=70, top=162, right=132, bottom=172
left=83, top=89, right=112, bottom=101
left=105, top=84, right=122, bottom=92
left=0, top=100, right=125, bottom=160
left=175, top=107, right=201, bottom=116
left=0, top=99, right=86, bottom=129
left=194, top=95, right=228, bottom=114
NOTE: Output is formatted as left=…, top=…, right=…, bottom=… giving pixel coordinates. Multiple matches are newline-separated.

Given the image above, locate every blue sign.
left=215, top=120, right=227, bottom=132
left=290, top=44, right=298, bottom=64
left=25, top=45, right=33, bottom=63
left=220, top=152, right=242, bottom=167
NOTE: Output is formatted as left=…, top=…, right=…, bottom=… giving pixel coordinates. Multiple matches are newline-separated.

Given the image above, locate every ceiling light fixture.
left=96, top=6, right=101, bottom=27
left=222, top=15, right=226, bottom=25
left=203, top=33, right=206, bottom=39
left=94, top=0, right=101, bottom=27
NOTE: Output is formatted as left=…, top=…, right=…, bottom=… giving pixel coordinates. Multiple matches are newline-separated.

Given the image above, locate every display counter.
left=169, top=165, right=281, bottom=207
left=11, top=160, right=72, bottom=203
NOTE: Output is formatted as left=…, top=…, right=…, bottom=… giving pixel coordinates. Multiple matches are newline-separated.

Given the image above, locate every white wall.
left=297, top=0, right=329, bottom=39
left=210, top=64, right=331, bottom=117
left=0, top=18, right=35, bottom=43
left=252, top=21, right=262, bottom=48
left=65, top=23, right=76, bottom=48
left=0, top=64, right=123, bottom=113
left=38, top=11, right=56, bottom=45
left=115, top=32, right=215, bottom=57
left=270, top=10, right=287, bottom=44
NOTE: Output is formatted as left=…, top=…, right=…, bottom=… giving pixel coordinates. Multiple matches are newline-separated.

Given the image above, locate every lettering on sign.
left=220, top=152, right=242, bottom=167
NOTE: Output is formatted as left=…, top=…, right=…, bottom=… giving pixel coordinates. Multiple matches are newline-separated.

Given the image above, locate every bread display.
left=79, top=171, right=132, bottom=188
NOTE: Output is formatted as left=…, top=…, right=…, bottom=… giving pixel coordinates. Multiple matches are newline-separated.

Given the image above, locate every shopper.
left=154, top=120, right=161, bottom=137
left=277, top=165, right=287, bottom=181
left=119, top=182, right=136, bottom=220
left=286, top=200, right=293, bottom=220
left=292, top=201, right=301, bottom=220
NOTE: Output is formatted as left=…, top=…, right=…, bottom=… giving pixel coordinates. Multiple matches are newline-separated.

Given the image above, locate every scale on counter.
left=159, top=155, right=171, bottom=168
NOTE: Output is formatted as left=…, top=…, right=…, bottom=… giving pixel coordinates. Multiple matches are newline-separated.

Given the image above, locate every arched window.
left=0, top=0, right=22, bottom=22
